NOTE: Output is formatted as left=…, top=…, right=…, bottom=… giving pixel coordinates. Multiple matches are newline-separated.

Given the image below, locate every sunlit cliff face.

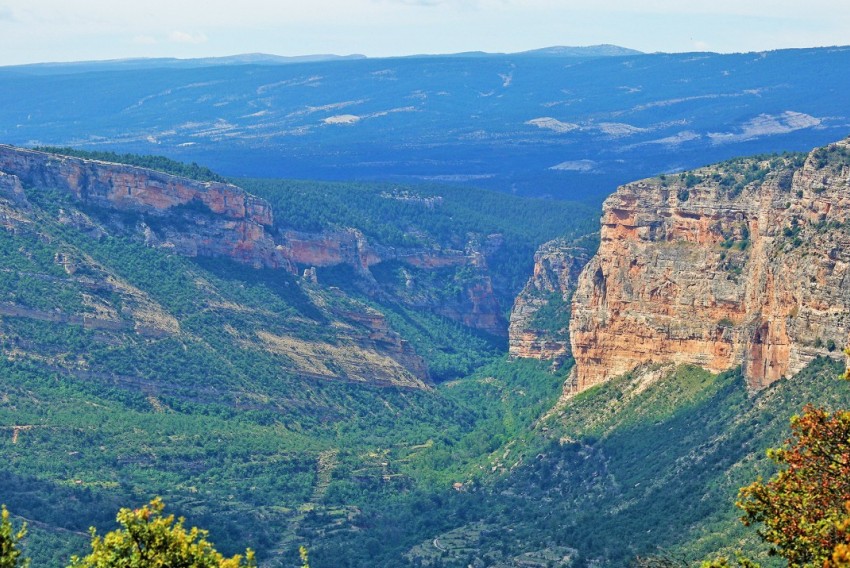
left=567, top=139, right=850, bottom=393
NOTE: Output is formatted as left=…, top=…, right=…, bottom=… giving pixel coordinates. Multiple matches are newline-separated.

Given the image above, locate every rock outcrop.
left=276, top=228, right=506, bottom=334
left=568, top=138, right=850, bottom=393
left=278, top=228, right=470, bottom=275
left=508, top=239, right=592, bottom=367
left=0, top=170, right=27, bottom=204
left=0, top=145, right=288, bottom=270
left=0, top=145, right=505, bottom=335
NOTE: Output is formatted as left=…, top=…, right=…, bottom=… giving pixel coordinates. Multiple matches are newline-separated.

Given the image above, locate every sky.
left=0, top=0, right=848, bottom=66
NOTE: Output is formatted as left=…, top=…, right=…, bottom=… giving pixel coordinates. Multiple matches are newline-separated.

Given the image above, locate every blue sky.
left=0, top=0, right=848, bottom=65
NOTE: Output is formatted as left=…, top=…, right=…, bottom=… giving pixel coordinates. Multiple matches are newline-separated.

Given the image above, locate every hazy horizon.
left=10, top=43, right=850, bottom=69
left=1, top=0, right=848, bottom=67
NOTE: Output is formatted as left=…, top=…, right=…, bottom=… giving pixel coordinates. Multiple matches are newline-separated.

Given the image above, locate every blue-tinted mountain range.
left=1, top=46, right=848, bottom=200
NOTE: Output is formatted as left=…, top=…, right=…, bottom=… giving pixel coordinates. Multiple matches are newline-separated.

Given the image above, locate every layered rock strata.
left=276, top=229, right=504, bottom=335
left=568, top=138, right=850, bottom=392
left=508, top=239, right=592, bottom=367
left=0, top=145, right=287, bottom=269
left=0, top=145, right=504, bottom=334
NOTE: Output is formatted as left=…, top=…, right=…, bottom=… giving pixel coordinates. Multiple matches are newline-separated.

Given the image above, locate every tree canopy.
left=705, top=362, right=850, bottom=568
left=0, top=506, right=28, bottom=568
left=737, top=405, right=850, bottom=566
left=67, top=498, right=255, bottom=568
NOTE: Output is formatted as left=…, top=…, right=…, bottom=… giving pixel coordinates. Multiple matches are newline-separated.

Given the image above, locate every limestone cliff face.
left=569, top=138, right=850, bottom=392
left=508, top=239, right=592, bottom=366
left=278, top=228, right=469, bottom=275
left=0, top=170, right=27, bottom=205
left=0, top=145, right=504, bottom=335
left=435, top=270, right=504, bottom=336
left=0, top=145, right=288, bottom=270
left=280, top=228, right=381, bottom=275
left=278, top=228, right=505, bottom=335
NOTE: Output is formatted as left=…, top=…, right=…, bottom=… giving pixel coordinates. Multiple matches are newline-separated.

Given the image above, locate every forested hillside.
left=241, top=177, right=596, bottom=309
left=1, top=148, right=849, bottom=568
left=0, top=150, right=587, bottom=565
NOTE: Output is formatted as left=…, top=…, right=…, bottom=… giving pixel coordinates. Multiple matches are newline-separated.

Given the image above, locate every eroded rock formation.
left=508, top=239, right=592, bottom=367
left=0, top=145, right=505, bottom=335
left=568, top=138, right=850, bottom=392
left=0, top=145, right=287, bottom=269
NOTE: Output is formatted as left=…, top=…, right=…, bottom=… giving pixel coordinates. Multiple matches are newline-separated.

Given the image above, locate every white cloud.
left=169, top=30, right=207, bottom=44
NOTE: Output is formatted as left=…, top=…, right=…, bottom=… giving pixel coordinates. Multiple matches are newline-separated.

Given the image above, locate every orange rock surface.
left=569, top=139, right=850, bottom=392
left=0, top=145, right=506, bottom=335
left=508, top=239, right=592, bottom=366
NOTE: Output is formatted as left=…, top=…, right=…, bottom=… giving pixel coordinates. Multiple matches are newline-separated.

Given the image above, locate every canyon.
left=0, top=145, right=505, bottom=336
left=508, top=239, right=592, bottom=368
left=512, top=137, right=850, bottom=393
left=10, top=140, right=850, bottom=394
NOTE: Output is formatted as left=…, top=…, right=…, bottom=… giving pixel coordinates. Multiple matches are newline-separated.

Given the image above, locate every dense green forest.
left=3, top=149, right=849, bottom=567
left=5, top=352, right=849, bottom=566
left=26, top=145, right=600, bottom=321
left=240, top=178, right=594, bottom=248
left=34, top=146, right=228, bottom=183
left=299, top=359, right=850, bottom=567
left=0, top=163, right=572, bottom=565
left=240, top=177, right=597, bottom=303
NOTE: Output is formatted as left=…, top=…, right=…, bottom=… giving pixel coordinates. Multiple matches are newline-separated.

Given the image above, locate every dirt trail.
left=10, top=425, right=33, bottom=444
left=311, top=449, right=339, bottom=502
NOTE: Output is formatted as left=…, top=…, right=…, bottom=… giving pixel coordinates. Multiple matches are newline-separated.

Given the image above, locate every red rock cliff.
left=508, top=239, right=592, bottom=366
left=569, top=138, right=850, bottom=392
left=0, top=145, right=288, bottom=269
left=0, top=145, right=505, bottom=335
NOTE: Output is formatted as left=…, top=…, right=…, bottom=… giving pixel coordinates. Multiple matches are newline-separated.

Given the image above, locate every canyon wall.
left=0, top=145, right=289, bottom=269
left=568, top=138, right=850, bottom=392
left=508, top=239, right=592, bottom=368
left=0, top=145, right=504, bottom=334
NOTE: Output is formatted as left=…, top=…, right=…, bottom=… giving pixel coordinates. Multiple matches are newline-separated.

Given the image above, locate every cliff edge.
left=508, top=238, right=592, bottom=368
left=0, top=145, right=505, bottom=336
left=568, top=138, right=850, bottom=392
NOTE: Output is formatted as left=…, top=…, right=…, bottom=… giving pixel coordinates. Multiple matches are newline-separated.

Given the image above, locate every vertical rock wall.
left=568, top=139, right=850, bottom=392
left=508, top=240, right=592, bottom=367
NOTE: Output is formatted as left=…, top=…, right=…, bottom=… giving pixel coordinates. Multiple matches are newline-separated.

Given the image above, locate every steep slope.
left=0, top=152, right=541, bottom=565
left=508, top=238, right=593, bottom=368
left=510, top=138, right=850, bottom=393
left=0, top=147, right=601, bottom=565
left=1, top=144, right=572, bottom=390
left=310, top=358, right=850, bottom=567
left=238, top=176, right=596, bottom=338
left=570, top=138, right=850, bottom=392
left=0, top=146, right=596, bottom=338
left=0, top=174, right=428, bottom=389
left=0, top=144, right=287, bottom=269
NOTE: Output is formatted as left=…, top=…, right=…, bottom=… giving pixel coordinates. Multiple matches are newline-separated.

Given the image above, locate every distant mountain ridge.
left=6, top=45, right=639, bottom=74
left=6, top=53, right=369, bottom=75
left=3, top=46, right=848, bottom=199
left=516, top=44, right=643, bottom=57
